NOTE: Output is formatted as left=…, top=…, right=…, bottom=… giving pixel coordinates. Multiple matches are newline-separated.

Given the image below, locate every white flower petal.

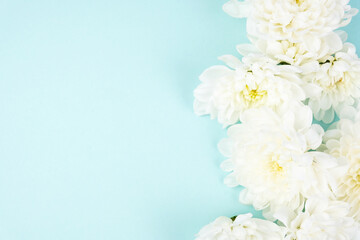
left=236, top=43, right=260, bottom=56
left=218, top=55, right=243, bottom=69
left=223, top=0, right=251, bottom=18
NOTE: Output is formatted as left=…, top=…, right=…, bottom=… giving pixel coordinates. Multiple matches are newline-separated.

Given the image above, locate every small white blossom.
left=304, top=43, right=360, bottom=123
left=280, top=199, right=357, bottom=240
left=219, top=105, right=344, bottom=219
left=195, top=213, right=286, bottom=240
left=223, top=0, right=358, bottom=42
left=194, top=55, right=304, bottom=126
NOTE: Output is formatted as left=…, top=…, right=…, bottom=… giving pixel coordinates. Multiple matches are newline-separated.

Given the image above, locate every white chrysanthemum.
left=304, top=43, right=360, bottom=123
left=223, top=0, right=358, bottom=42
left=219, top=105, right=344, bottom=219
left=194, top=55, right=304, bottom=126
left=324, top=119, right=360, bottom=221
left=281, top=199, right=357, bottom=240
left=195, top=213, right=286, bottom=240
left=236, top=32, right=344, bottom=68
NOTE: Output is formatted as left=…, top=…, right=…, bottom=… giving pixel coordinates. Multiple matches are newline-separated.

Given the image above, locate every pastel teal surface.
left=0, top=1, right=359, bottom=239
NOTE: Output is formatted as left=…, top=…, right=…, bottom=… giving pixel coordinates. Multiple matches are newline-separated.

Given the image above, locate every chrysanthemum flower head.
left=194, top=54, right=304, bottom=126
left=219, top=105, right=345, bottom=219
left=304, top=43, right=360, bottom=123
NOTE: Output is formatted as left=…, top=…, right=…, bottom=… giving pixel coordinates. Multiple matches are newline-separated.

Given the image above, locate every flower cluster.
left=194, top=0, right=360, bottom=239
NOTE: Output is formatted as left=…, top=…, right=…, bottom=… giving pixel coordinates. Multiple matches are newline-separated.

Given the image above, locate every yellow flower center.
left=242, top=86, right=268, bottom=108
left=263, top=154, right=290, bottom=184
left=269, top=160, right=283, bottom=174
left=323, top=76, right=345, bottom=90
left=249, top=89, right=265, bottom=100
left=267, top=154, right=287, bottom=177
left=296, top=0, right=304, bottom=5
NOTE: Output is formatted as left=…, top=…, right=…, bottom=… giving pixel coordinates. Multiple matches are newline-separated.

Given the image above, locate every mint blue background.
left=0, top=1, right=359, bottom=239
